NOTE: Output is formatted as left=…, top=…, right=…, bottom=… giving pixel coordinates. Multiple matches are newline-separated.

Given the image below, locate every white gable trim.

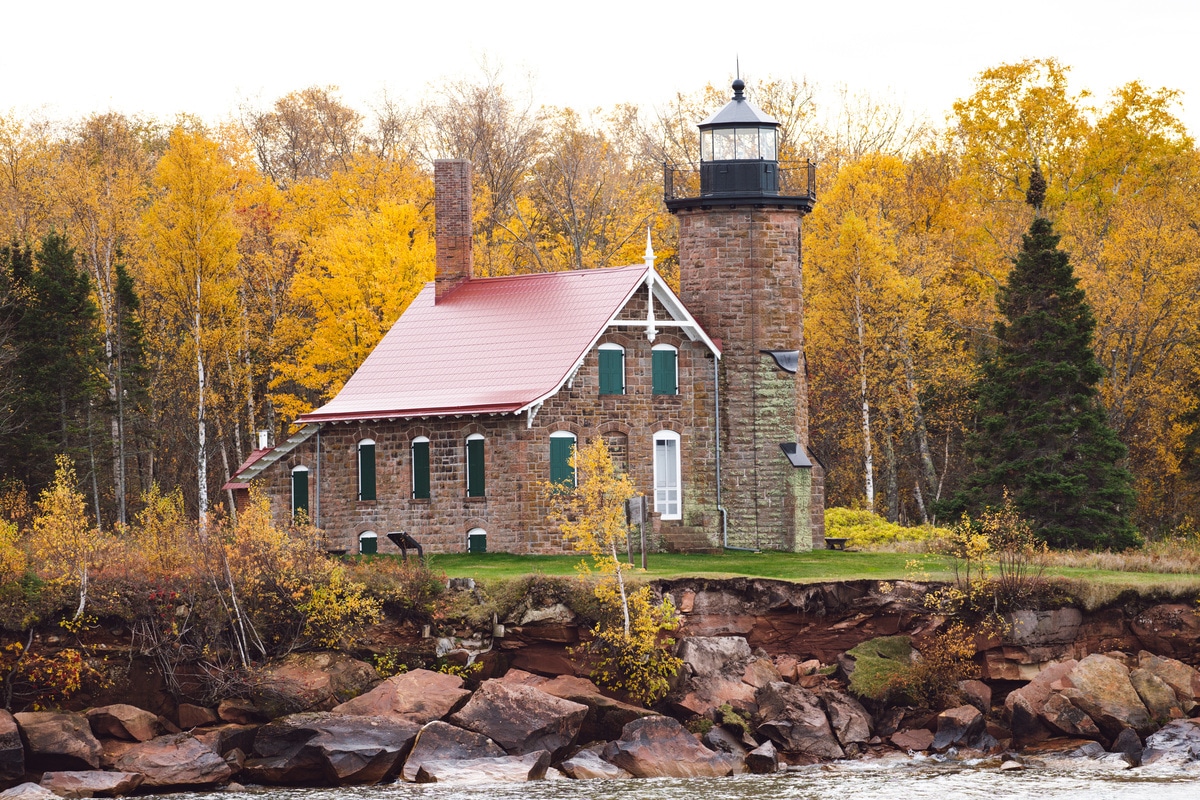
left=516, top=264, right=719, bottom=417
left=235, top=424, right=321, bottom=483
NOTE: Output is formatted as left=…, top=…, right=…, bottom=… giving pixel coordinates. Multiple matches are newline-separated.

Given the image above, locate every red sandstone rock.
left=113, top=734, right=232, bottom=787
left=1004, top=659, right=1078, bottom=745
left=332, top=668, right=469, bottom=725
left=39, top=770, right=142, bottom=798
left=931, top=705, right=984, bottom=752
left=742, top=658, right=781, bottom=689
left=816, top=689, right=871, bottom=748
left=85, top=704, right=161, bottom=742
left=559, top=748, right=631, bottom=779
left=252, top=652, right=379, bottom=715
left=603, top=716, right=734, bottom=778
left=1062, top=654, right=1153, bottom=737
left=448, top=680, right=587, bottom=758
left=414, top=750, right=550, bottom=784
left=1130, top=667, right=1183, bottom=722
left=1040, top=692, right=1101, bottom=739
left=956, top=679, right=992, bottom=712
left=754, top=681, right=844, bottom=759
left=401, top=721, right=506, bottom=782
left=217, top=699, right=265, bottom=724
left=247, top=712, right=419, bottom=785
left=0, top=710, right=23, bottom=781
left=14, top=712, right=103, bottom=771
left=176, top=704, right=219, bottom=729
left=1137, top=651, right=1200, bottom=713
left=890, top=728, right=934, bottom=752
left=1130, top=604, right=1200, bottom=662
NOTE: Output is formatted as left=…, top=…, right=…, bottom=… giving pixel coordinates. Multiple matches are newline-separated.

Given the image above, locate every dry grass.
left=1043, top=539, right=1200, bottom=575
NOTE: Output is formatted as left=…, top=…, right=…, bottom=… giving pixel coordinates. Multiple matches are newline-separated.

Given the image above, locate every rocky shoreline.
left=2, top=579, right=1200, bottom=794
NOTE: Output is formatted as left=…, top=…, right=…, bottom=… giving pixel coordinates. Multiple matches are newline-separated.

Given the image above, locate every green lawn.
left=423, top=550, right=1200, bottom=597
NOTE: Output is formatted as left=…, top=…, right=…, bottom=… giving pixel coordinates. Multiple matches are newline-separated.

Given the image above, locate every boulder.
left=1061, top=654, right=1152, bottom=737
left=1040, top=692, right=1101, bottom=739
left=1137, top=652, right=1199, bottom=713
left=401, top=721, right=506, bottom=782
left=754, top=682, right=844, bottom=759
left=890, top=728, right=934, bottom=752
left=246, top=712, right=419, bottom=785
left=741, top=658, right=782, bottom=689
left=414, top=750, right=550, bottom=784
left=14, top=712, right=103, bottom=770
left=0, top=785, right=57, bottom=800
left=677, top=637, right=751, bottom=678
left=674, top=675, right=758, bottom=717
left=816, top=689, right=871, bottom=748
left=931, top=705, right=984, bottom=752
left=332, top=668, right=470, bottom=725
left=1129, top=668, right=1183, bottom=722
left=84, top=705, right=161, bottom=742
left=558, top=749, right=631, bottom=779
left=531, top=675, right=657, bottom=742
left=1141, top=719, right=1200, bottom=768
left=603, top=716, right=734, bottom=778
left=0, top=711, right=24, bottom=781
left=192, top=723, right=259, bottom=757
left=1003, top=659, right=1078, bottom=744
left=1110, top=728, right=1144, bottom=765
left=112, top=734, right=232, bottom=787
left=701, top=726, right=747, bottom=772
left=176, top=704, right=219, bottom=729
left=448, top=679, right=587, bottom=758
left=97, top=741, right=137, bottom=770
left=252, top=652, right=380, bottom=716
left=39, top=771, right=143, bottom=798
left=745, top=740, right=779, bottom=774
left=957, top=679, right=992, bottom=712
left=217, top=700, right=265, bottom=724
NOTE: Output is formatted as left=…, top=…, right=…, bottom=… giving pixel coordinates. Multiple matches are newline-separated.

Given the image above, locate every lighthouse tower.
left=665, top=79, right=824, bottom=551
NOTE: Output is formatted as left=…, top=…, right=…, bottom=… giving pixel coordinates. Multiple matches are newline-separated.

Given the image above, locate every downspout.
left=315, top=424, right=322, bottom=529
left=716, top=351, right=754, bottom=552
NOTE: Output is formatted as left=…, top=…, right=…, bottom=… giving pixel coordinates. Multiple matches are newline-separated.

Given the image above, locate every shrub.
left=344, top=556, right=445, bottom=622
left=825, top=507, right=943, bottom=550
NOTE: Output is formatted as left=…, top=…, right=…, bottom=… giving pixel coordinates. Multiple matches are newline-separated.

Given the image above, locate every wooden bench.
left=825, top=538, right=848, bottom=551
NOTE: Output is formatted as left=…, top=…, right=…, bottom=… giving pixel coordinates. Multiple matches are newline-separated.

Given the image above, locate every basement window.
left=359, top=531, right=378, bottom=555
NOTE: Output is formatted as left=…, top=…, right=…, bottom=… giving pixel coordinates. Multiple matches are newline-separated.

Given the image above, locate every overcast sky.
left=4, top=1, right=1197, bottom=137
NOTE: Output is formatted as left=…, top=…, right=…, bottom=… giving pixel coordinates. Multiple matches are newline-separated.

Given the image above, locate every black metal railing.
left=664, top=160, right=817, bottom=202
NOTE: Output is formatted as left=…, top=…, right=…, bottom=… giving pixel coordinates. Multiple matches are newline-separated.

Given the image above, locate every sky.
left=3, top=0, right=1198, bottom=137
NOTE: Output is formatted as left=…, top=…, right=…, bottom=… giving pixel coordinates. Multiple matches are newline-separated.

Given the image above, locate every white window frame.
left=411, top=435, right=430, bottom=499
left=358, top=530, right=378, bottom=554
left=357, top=438, right=376, bottom=501
left=466, top=433, right=485, bottom=497
left=550, top=430, right=578, bottom=487
left=290, top=465, right=309, bottom=521
left=653, top=430, right=682, bottom=520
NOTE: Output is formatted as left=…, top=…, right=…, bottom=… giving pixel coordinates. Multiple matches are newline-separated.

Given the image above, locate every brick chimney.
left=434, top=159, right=473, bottom=301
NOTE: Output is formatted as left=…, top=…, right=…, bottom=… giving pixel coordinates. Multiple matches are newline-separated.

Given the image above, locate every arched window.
left=598, top=343, right=625, bottom=395
left=358, top=439, right=376, bottom=501
left=291, top=466, right=310, bottom=521
left=652, top=344, right=679, bottom=395
left=467, top=527, right=487, bottom=554
left=358, top=531, right=378, bottom=555
left=653, top=431, right=682, bottom=520
left=550, top=431, right=577, bottom=489
left=466, top=434, right=485, bottom=498
left=411, top=436, right=431, bottom=500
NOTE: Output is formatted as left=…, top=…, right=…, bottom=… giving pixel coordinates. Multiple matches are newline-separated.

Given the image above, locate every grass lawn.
left=423, top=550, right=1200, bottom=597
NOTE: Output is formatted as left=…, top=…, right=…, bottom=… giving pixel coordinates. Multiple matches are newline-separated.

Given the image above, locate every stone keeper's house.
left=225, top=81, right=825, bottom=555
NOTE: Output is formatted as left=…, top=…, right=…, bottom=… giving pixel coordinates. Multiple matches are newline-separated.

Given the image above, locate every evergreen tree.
left=0, top=233, right=104, bottom=493
left=942, top=170, right=1137, bottom=549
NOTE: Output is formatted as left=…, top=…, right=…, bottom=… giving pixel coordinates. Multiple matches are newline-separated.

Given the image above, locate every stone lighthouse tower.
left=665, top=79, right=824, bottom=551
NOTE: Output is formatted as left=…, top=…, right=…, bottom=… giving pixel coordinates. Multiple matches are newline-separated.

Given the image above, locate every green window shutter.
left=599, top=348, right=624, bottom=394
left=550, top=437, right=575, bottom=488
left=292, top=470, right=309, bottom=518
left=653, top=349, right=678, bottom=395
left=466, top=438, right=485, bottom=497
left=358, top=443, right=376, bottom=501
left=412, top=441, right=430, bottom=499
left=359, top=534, right=378, bottom=555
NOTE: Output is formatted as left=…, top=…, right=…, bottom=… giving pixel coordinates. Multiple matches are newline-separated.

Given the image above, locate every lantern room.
left=698, top=78, right=781, bottom=197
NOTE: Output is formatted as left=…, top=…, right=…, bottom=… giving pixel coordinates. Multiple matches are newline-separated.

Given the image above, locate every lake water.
left=145, top=757, right=1200, bottom=800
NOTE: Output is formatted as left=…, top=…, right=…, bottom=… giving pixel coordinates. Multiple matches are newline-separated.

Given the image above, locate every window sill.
left=410, top=498, right=431, bottom=505
left=465, top=495, right=487, bottom=503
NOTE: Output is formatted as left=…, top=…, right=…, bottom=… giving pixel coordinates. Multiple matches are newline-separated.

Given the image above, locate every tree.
left=942, top=170, right=1137, bottom=549
left=0, top=234, right=104, bottom=495
left=546, top=437, right=681, bottom=704
left=140, top=126, right=242, bottom=528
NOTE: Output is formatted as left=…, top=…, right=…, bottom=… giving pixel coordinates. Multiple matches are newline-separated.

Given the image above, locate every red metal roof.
left=297, top=265, right=653, bottom=424
left=222, top=447, right=273, bottom=489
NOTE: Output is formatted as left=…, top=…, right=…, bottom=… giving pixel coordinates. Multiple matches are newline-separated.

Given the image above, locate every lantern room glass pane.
left=713, top=129, right=736, bottom=160
left=761, top=128, right=777, bottom=160
left=736, top=129, right=760, bottom=159
left=701, top=130, right=713, bottom=161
